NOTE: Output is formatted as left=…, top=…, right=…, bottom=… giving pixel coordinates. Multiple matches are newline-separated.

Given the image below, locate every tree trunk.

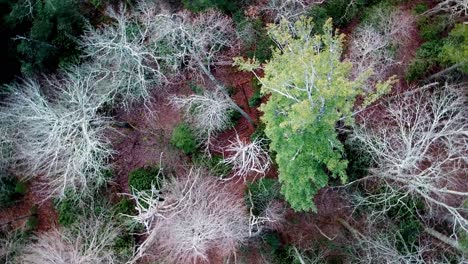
left=337, top=218, right=365, bottom=239
left=192, top=53, right=255, bottom=126
left=424, top=63, right=463, bottom=83
left=424, top=227, right=467, bottom=254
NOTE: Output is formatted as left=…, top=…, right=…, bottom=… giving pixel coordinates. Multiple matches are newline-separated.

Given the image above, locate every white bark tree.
left=351, top=83, right=468, bottom=234
left=141, top=6, right=254, bottom=124
left=424, top=0, right=468, bottom=19
left=170, top=91, right=233, bottom=150
left=80, top=6, right=168, bottom=109
left=348, top=7, right=413, bottom=91
left=221, top=134, right=271, bottom=181
left=81, top=4, right=253, bottom=123
left=0, top=74, right=113, bottom=199
left=338, top=219, right=427, bottom=264
left=261, top=0, right=324, bottom=23
left=126, top=168, right=249, bottom=264
left=20, top=216, right=120, bottom=264
left=144, top=9, right=237, bottom=77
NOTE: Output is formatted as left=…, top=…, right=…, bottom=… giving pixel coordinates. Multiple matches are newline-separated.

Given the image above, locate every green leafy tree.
left=235, top=18, right=392, bottom=211
left=3, top=0, right=84, bottom=75
left=439, top=23, right=468, bottom=73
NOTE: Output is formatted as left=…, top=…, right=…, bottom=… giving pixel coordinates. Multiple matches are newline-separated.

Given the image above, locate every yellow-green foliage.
left=236, top=18, right=393, bottom=211
left=439, top=23, right=468, bottom=73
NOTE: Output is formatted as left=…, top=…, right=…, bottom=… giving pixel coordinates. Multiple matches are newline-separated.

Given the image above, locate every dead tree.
left=20, top=216, right=120, bottom=264
left=0, top=75, right=113, bottom=199
left=348, top=8, right=413, bottom=91
left=80, top=6, right=168, bottom=109
left=261, top=0, right=324, bottom=23
left=338, top=218, right=428, bottom=263
left=126, top=169, right=250, bottom=263
left=423, top=0, right=468, bottom=19
left=170, top=91, right=233, bottom=150
left=351, top=83, right=468, bottom=234
left=221, top=133, right=271, bottom=181
left=142, top=7, right=254, bottom=125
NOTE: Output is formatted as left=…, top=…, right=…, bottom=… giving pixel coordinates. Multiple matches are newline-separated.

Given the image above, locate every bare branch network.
left=261, top=0, right=324, bottom=23
left=351, top=83, right=468, bottom=233
left=170, top=91, right=233, bottom=150
left=127, top=169, right=250, bottom=264
left=80, top=6, right=169, bottom=109
left=424, top=0, right=468, bottom=19
left=221, top=134, right=271, bottom=182
left=20, top=216, right=120, bottom=264
left=344, top=220, right=428, bottom=263
left=0, top=75, right=113, bottom=199
left=348, top=7, right=413, bottom=91
left=80, top=3, right=236, bottom=109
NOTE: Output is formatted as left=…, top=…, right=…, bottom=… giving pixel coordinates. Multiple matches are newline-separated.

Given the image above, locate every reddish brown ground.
left=0, top=180, right=57, bottom=233
left=110, top=82, right=191, bottom=194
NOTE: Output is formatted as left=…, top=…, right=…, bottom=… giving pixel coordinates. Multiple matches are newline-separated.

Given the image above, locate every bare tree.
left=142, top=7, right=254, bottom=124
left=170, top=91, right=233, bottom=150
left=0, top=75, right=113, bottom=199
left=144, top=9, right=237, bottom=76
left=82, top=4, right=253, bottom=123
left=221, top=134, right=271, bottom=181
left=20, top=216, right=120, bottom=264
left=0, top=128, right=12, bottom=175
left=0, top=230, right=23, bottom=264
left=423, top=0, right=468, bottom=19
left=348, top=8, right=413, bottom=91
left=261, top=0, right=324, bottom=23
left=127, top=169, right=249, bottom=264
left=80, top=6, right=168, bottom=109
left=338, top=218, right=428, bottom=264
left=351, top=83, right=468, bottom=234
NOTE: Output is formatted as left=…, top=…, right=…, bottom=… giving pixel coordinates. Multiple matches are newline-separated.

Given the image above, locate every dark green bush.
left=192, top=153, right=232, bottom=177
left=416, top=41, right=443, bottom=59
left=387, top=196, right=424, bottom=252
left=171, top=123, right=198, bottom=155
left=238, top=17, right=273, bottom=63
left=182, top=0, right=241, bottom=13
left=405, top=59, right=432, bottom=82
left=114, top=197, right=136, bottom=216
left=246, top=178, right=281, bottom=216
left=14, top=181, right=27, bottom=195
left=260, top=232, right=295, bottom=264
left=344, top=140, right=374, bottom=182
left=248, top=88, right=262, bottom=108
left=413, top=3, right=428, bottom=14
left=417, top=14, right=448, bottom=41
left=225, top=86, right=236, bottom=96
left=128, top=166, right=161, bottom=192
left=307, top=6, right=329, bottom=34
left=113, top=233, right=135, bottom=259
left=360, top=1, right=395, bottom=28
left=460, top=229, right=468, bottom=251
left=310, top=0, right=366, bottom=28
left=0, top=176, right=26, bottom=209
left=226, top=108, right=242, bottom=129
left=189, top=82, right=204, bottom=95
left=56, top=193, right=80, bottom=227
left=25, top=215, right=39, bottom=232
left=251, top=122, right=267, bottom=141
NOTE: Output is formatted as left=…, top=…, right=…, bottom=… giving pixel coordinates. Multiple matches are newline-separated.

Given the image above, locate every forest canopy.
left=0, top=0, right=466, bottom=263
